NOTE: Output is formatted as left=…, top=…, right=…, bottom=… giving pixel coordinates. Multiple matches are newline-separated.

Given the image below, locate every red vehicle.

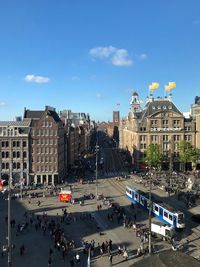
left=59, top=190, right=71, bottom=202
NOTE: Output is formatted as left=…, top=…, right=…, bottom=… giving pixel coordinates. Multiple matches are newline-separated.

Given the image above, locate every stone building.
left=120, top=92, right=197, bottom=171
left=0, top=119, right=31, bottom=185
left=24, top=106, right=66, bottom=185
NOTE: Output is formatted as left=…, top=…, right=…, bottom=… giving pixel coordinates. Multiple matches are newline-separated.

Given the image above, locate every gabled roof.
left=141, top=99, right=182, bottom=120
left=24, top=110, right=44, bottom=120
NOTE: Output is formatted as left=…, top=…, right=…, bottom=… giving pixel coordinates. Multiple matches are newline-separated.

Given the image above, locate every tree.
left=177, top=140, right=194, bottom=172
left=191, top=148, right=200, bottom=171
left=144, top=144, right=163, bottom=169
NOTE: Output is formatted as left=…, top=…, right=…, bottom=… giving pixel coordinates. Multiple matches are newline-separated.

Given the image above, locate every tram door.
left=173, top=216, right=177, bottom=227
left=159, top=207, right=163, bottom=217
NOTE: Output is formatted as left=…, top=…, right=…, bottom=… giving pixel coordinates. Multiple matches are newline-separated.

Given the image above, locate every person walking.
left=109, top=254, right=113, bottom=267
left=123, top=249, right=128, bottom=261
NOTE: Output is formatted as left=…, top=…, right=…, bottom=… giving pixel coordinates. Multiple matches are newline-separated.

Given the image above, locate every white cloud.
left=89, top=46, right=117, bottom=59
left=111, top=49, right=133, bottom=66
left=24, top=74, right=50, bottom=84
left=89, top=46, right=133, bottom=67
left=137, top=53, right=148, bottom=60
left=0, top=102, right=6, bottom=107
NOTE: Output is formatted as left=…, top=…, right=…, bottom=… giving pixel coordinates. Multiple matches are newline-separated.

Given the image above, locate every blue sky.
left=0, top=0, right=200, bottom=122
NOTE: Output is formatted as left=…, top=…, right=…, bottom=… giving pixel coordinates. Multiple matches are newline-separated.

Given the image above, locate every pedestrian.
left=48, top=257, right=52, bottom=267
left=123, top=249, right=128, bottom=261
left=75, top=252, right=80, bottom=263
left=109, top=254, right=113, bottom=266
left=70, top=258, right=74, bottom=267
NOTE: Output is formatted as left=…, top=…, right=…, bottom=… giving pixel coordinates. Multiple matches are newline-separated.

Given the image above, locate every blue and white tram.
left=126, top=185, right=185, bottom=229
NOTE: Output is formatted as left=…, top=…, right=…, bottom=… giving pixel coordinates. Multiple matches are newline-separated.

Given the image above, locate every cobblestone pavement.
left=0, top=177, right=176, bottom=267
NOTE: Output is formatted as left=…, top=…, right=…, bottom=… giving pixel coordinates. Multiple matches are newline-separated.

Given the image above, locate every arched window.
left=6, top=152, right=9, bottom=158
left=13, top=151, right=16, bottom=158
left=17, top=151, right=20, bottom=158
left=17, top=162, right=20, bottom=169
left=23, top=162, right=27, bottom=169
left=23, top=151, right=27, bottom=158
left=6, top=163, right=9, bottom=169
left=13, top=162, right=16, bottom=169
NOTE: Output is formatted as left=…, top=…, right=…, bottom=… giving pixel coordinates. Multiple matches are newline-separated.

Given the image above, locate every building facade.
left=120, top=92, right=198, bottom=171
left=24, top=106, right=66, bottom=185
left=0, top=120, right=31, bottom=185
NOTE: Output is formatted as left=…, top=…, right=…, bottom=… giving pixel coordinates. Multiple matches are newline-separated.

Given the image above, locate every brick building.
left=24, top=106, right=66, bottom=185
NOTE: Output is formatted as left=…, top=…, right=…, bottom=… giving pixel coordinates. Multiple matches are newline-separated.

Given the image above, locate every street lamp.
left=148, top=167, right=154, bottom=255
left=95, top=142, right=99, bottom=199
left=8, top=170, right=12, bottom=267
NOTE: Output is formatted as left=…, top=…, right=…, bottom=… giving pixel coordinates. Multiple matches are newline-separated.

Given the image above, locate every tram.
left=126, top=185, right=185, bottom=229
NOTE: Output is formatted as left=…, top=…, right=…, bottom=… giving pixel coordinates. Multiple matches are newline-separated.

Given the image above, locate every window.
left=23, top=162, right=27, bottom=169
left=23, top=151, right=27, bottom=158
left=185, top=126, right=191, bottom=131
left=173, top=120, right=180, bottom=126
left=154, top=205, right=159, bottom=212
left=164, top=211, right=168, bottom=218
left=6, top=163, right=9, bottom=169
left=162, top=120, right=168, bottom=125
left=2, top=152, right=5, bottom=158
left=2, top=141, right=5, bottom=147
left=151, top=135, right=158, bottom=142
left=17, top=141, right=20, bottom=147
left=185, top=135, right=191, bottom=141
left=17, top=162, right=20, bottom=169
left=6, top=152, right=9, bottom=158
left=13, top=151, right=16, bottom=158
left=163, top=143, right=169, bottom=150
left=169, top=214, right=173, bottom=221
left=23, top=141, right=27, bottom=147
left=151, top=120, right=157, bottom=126
left=163, top=135, right=169, bottom=142
left=139, top=135, right=146, bottom=142
left=12, top=141, right=16, bottom=147
left=6, top=141, right=9, bottom=147
left=2, top=163, right=5, bottom=169
left=13, top=162, right=16, bottom=169
left=17, top=151, right=20, bottom=158
left=174, top=135, right=180, bottom=141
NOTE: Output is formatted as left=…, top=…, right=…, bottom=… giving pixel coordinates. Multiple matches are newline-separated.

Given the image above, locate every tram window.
left=169, top=214, right=173, bottom=221
left=164, top=211, right=168, bottom=218
left=135, top=193, right=138, bottom=199
left=154, top=205, right=158, bottom=212
left=140, top=197, right=144, bottom=205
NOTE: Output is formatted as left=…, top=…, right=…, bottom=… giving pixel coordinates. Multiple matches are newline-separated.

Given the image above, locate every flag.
left=149, top=82, right=159, bottom=91
left=164, top=82, right=176, bottom=92
left=168, top=82, right=176, bottom=89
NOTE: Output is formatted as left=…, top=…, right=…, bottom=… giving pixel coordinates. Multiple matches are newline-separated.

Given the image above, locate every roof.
left=141, top=98, right=182, bottom=120
left=0, top=120, right=31, bottom=127
left=24, top=110, right=44, bottom=120
left=24, top=109, right=61, bottom=124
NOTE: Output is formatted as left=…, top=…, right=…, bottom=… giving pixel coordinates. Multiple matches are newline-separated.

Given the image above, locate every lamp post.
left=8, top=171, right=12, bottom=267
left=95, top=142, right=99, bottom=199
left=148, top=168, right=154, bottom=255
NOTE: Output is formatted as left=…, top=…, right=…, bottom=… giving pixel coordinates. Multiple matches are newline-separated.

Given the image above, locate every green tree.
left=177, top=140, right=194, bottom=172
left=144, top=144, right=163, bottom=169
left=191, top=148, right=200, bottom=170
